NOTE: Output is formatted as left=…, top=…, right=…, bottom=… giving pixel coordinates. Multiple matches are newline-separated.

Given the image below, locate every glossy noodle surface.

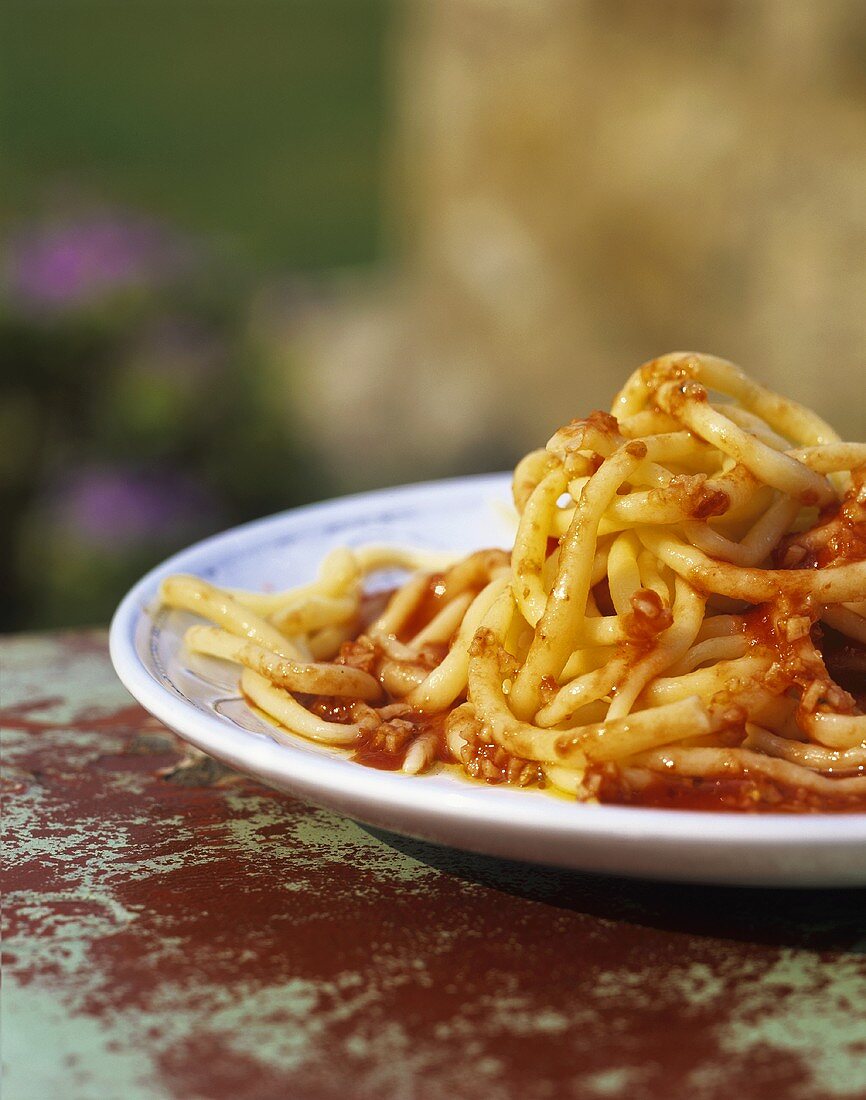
left=159, top=354, right=866, bottom=811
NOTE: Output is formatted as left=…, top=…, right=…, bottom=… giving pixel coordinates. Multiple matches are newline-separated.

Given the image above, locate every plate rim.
left=109, top=473, right=866, bottom=867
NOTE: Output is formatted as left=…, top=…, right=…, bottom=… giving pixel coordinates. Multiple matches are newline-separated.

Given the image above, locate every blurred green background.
left=2, top=0, right=388, bottom=629
left=3, top=1, right=866, bottom=631
left=3, top=0, right=387, bottom=268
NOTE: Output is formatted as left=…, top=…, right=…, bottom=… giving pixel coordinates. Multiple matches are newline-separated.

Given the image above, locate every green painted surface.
left=3, top=631, right=866, bottom=1100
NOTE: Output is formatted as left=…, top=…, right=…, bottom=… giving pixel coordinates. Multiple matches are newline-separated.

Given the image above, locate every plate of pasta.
left=111, top=353, right=866, bottom=886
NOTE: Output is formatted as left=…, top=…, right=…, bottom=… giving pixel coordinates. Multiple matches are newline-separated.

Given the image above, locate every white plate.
left=110, top=474, right=866, bottom=888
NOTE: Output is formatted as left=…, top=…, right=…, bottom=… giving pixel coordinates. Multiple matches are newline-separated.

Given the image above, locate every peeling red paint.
left=4, top=632, right=866, bottom=1100
left=1, top=699, right=155, bottom=734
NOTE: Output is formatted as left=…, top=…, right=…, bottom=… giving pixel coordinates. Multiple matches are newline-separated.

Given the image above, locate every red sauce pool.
left=595, top=769, right=866, bottom=814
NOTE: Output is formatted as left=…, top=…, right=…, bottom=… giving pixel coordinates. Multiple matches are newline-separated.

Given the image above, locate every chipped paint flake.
left=717, top=951, right=866, bottom=1097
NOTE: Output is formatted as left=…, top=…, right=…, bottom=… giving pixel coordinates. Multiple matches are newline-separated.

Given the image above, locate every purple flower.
left=42, top=466, right=221, bottom=549
left=5, top=213, right=193, bottom=313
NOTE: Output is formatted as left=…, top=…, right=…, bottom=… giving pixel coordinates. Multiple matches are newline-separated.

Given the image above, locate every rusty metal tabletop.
left=3, top=631, right=866, bottom=1100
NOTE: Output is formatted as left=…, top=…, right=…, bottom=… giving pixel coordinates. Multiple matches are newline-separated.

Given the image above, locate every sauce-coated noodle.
left=160, top=354, right=866, bottom=811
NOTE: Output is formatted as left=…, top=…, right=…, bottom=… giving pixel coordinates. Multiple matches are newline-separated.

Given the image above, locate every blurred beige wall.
left=275, top=0, right=866, bottom=490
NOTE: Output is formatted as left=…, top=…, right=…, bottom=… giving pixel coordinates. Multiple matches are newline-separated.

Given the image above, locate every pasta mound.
left=160, top=353, right=866, bottom=811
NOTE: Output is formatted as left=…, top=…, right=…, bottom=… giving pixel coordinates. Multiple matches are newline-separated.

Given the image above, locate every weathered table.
left=3, top=631, right=866, bottom=1100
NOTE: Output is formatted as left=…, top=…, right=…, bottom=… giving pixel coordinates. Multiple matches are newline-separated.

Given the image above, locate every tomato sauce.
left=309, top=533, right=866, bottom=810
left=397, top=574, right=449, bottom=642
left=595, top=769, right=866, bottom=813
left=351, top=712, right=447, bottom=772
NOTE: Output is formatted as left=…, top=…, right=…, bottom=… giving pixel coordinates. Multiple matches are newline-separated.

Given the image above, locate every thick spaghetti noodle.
left=160, top=354, right=866, bottom=811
